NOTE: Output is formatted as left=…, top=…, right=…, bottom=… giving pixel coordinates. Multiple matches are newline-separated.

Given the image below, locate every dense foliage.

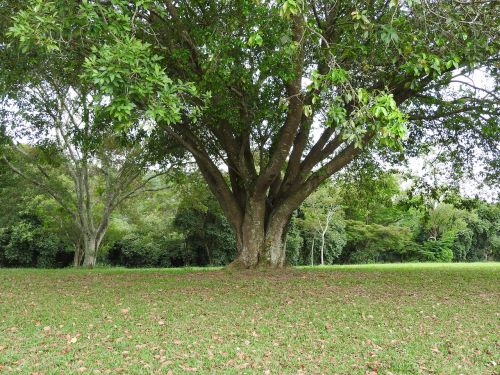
left=0, top=205, right=73, bottom=268
left=1, top=161, right=498, bottom=268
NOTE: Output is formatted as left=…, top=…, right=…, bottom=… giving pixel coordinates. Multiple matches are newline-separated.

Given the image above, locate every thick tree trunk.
left=233, top=229, right=265, bottom=268
left=231, top=198, right=266, bottom=268
left=230, top=201, right=290, bottom=269
left=265, top=214, right=289, bottom=268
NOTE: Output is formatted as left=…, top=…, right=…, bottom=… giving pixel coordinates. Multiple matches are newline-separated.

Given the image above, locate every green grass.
left=0, top=263, right=498, bottom=374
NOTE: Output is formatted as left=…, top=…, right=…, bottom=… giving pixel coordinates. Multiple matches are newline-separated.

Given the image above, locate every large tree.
left=3, top=0, right=499, bottom=268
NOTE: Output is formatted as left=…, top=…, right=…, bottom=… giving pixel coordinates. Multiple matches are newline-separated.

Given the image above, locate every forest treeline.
left=1, top=159, right=498, bottom=268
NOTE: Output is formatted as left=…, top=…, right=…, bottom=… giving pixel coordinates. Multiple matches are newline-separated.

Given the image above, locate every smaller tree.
left=301, top=183, right=346, bottom=265
left=337, top=163, right=403, bottom=225
left=2, top=137, right=170, bottom=267
left=1, top=0, right=193, bottom=267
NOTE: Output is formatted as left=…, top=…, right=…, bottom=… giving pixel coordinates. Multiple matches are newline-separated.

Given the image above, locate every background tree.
left=0, top=0, right=195, bottom=266
left=336, top=161, right=403, bottom=224
left=301, top=182, right=345, bottom=265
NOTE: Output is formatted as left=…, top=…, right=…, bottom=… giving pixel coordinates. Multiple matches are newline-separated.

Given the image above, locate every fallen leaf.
left=180, top=365, right=197, bottom=372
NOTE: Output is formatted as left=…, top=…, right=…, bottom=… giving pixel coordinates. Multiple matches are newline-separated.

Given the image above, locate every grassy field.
left=0, top=263, right=498, bottom=374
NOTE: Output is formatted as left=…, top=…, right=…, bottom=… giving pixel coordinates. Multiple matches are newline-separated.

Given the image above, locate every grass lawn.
left=0, top=263, right=499, bottom=374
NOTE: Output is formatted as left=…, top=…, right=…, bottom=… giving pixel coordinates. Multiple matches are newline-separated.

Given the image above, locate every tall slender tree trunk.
left=82, top=231, right=105, bottom=268
left=311, top=238, right=314, bottom=266
left=319, top=210, right=333, bottom=266
left=320, top=233, right=325, bottom=266
left=73, top=238, right=84, bottom=267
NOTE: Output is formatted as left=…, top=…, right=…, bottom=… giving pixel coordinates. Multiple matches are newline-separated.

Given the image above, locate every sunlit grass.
left=0, top=263, right=498, bottom=374
left=297, top=261, right=500, bottom=270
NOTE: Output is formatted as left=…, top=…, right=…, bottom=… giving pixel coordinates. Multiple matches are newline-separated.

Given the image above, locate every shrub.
left=418, top=236, right=454, bottom=262
left=0, top=220, right=72, bottom=268
left=341, top=220, right=413, bottom=263
left=107, top=234, right=175, bottom=267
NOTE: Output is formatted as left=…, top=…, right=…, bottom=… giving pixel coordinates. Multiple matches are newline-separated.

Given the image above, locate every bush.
left=0, top=219, right=73, bottom=268
left=106, top=234, right=179, bottom=268
left=418, top=236, right=454, bottom=262
left=285, top=222, right=304, bottom=266
left=341, top=220, right=413, bottom=263
left=349, top=247, right=380, bottom=264
left=173, top=200, right=237, bottom=266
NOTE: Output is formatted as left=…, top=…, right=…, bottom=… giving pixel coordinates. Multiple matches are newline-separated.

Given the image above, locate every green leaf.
left=303, top=105, right=312, bottom=117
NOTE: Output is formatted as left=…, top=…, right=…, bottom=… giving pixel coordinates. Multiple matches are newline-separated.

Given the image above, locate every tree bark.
left=230, top=200, right=291, bottom=269
left=73, top=238, right=84, bottom=267
left=320, top=233, right=325, bottom=266
left=82, top=231, right=105, bottom=268
left=265, top=214, right=289, bottom=268
left=231, top=198, right=266, bottom=268
left=319, top=210, right=333, bottom=266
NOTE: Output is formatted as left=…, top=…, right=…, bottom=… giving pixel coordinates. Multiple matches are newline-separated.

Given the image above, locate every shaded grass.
left=0, top=263, right=499, bottom=374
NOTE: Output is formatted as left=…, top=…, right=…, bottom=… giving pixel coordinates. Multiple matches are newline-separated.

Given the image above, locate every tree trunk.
left=73, top=238, right=84, bottom=267
left=231, top=198, right=266, bottom=268
left=319, top=210, right=333, bottom=266
left=265, top=214, right=289, bottom=268
left=320, top=233, right=325, bottom=266
left=82, top=231, right=104, bottom=268
left=230, top=199, right=290, bottom=269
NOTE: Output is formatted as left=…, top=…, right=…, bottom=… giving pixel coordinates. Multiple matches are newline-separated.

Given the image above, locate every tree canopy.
left=1, top=0, right=498, bottom=268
